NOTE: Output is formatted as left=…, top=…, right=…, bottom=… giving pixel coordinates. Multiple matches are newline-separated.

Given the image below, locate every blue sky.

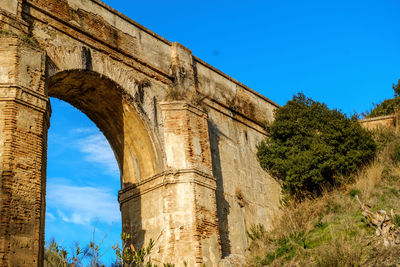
left=45, top=0, right=400, bottom=265
left=46, top=99, right=121, bottom=264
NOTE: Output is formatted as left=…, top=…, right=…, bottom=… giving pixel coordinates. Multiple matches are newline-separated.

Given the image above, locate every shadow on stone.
left=208, top=120, right=231, bottom=257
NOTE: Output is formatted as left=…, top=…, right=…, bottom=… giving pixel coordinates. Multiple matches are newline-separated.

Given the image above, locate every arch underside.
left=47, top=70, right=162, bottom=187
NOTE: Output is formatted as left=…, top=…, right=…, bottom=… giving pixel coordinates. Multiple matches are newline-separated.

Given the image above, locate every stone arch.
left=47, top=69, right=164, bottom=187
left=0, top=15, right=222, bottom=264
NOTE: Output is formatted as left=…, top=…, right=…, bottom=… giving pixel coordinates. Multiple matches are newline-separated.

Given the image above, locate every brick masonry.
left=0, top=0, right=281, bottom=266
left=359, top=114, right=399, bottom=131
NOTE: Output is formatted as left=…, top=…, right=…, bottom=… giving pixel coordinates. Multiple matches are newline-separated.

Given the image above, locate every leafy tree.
left=44, top=232, right=175, bottom=267
left=112, top=233, right=156, bottom=267
left=394, top=79, right=400, bottom=97
left=44, top=236, right=106, bottom=267
left=44, top=238, right=79, bottom=267
left=365, top=79, right=400, bottom=118
left=257, top=93, right=376, bottom=198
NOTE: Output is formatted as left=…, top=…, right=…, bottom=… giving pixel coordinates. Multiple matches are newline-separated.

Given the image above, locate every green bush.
left=113, top=233, right=156, bottom=266
left=394, top=214, right=400, bottom=227
left=391, top=142, right=400, bottom=165
left=365, top=79, right=400, bottom=118
left=371, top=128, right=396, bottom=151
left=366, top=97, right=400, bottom=118
left=257, top=93, right=376, bottom=198
left=348, top=189, right=361, bottom=198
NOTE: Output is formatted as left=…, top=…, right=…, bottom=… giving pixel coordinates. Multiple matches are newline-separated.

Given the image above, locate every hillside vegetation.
left=249, top=128, right=400, bottom=266
left=364, top=79, right=400, bottom=118
left=257, top=93, right=376, bottom=199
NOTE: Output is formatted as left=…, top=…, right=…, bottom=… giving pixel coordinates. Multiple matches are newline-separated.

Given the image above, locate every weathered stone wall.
left=0, top=0, right=281, bottom=266
left=359, top=114, right=398, bottom=131
left=119, top=102, right=221, bottom=265
left=0, top=35, right=49, bottom=266
left=207, top=108, right=281, bottom=258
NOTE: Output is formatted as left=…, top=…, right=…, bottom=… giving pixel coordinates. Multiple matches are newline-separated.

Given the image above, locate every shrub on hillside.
left=365, top=79, right=400, bottom=118
left=257, top=93, right=376, bottom=198
left=366, top=97, right=400, bottom=118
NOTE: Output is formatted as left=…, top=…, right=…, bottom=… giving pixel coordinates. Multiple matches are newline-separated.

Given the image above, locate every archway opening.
left=45, top=97, right=121, bottom=265
left=47, top=70, right=162, bottom=187
left=44, top=70, right=162, bottom=265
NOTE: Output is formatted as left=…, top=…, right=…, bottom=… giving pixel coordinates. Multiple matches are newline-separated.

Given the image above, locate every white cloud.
left=77, top=133, right=119, bottom=174
left=46, top=211, right=56, bottom=222
left=70, top=127, right=96, bottom=135
left=47, top=181, right=121, bottom=225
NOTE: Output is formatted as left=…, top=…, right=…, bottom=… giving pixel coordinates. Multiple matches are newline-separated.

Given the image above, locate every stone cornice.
left=118, top=169, right=216, bottom=205
left=159, top=101, right=208, bottom=118
left=0, top=84, right=49, bottom=114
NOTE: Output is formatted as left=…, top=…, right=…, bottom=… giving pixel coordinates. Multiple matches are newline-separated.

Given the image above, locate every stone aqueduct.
left=0, top=0, right=281, bottom=265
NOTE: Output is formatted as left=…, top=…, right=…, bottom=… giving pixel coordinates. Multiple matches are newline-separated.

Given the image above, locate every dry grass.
left=351, top=160, right=383, bottom=199
left=247, top=128, right=400, bottom=266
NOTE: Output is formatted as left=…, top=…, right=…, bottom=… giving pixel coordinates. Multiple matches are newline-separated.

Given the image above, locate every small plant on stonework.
left=247, top=224, right=266, bottom=241
left=0, top=30, right=16, bottom=37
left=113, top=233, right=156, bottom=267
left=0, top=30, right=37, bottom=46
left=188, top=90, right=208, bottom=108
left=165, top=86, right=186, bottom=101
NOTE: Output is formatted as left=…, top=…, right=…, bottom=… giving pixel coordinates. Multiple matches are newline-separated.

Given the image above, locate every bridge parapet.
left=359, top=113, right=400, bottom=131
